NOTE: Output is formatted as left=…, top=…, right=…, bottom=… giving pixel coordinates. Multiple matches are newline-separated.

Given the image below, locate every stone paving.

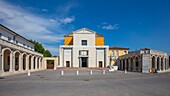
left=0, top=69, right=170, bottom=96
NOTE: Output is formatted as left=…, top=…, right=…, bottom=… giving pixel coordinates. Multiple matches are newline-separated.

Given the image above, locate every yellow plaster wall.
left=64, top=37, right=73, bottom=45
left=95, top=37, right=104, bottom=46
left=109, top=49, right=129, bottom=56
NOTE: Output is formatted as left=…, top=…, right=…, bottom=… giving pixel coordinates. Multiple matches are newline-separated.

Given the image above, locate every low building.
left=109, top=46, right=129, bottom=65
left=59, top=28, right=109, bottom=68
left=117, top=48, right=169, bottom=73
left=0, top=24, right=43, bottom=76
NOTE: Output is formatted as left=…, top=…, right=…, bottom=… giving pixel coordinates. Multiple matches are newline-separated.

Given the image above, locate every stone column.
left=133, top=58, right=136, bottom=71
left=31, top=56, right=34, bottom=70
left=155, top=57, right=157, bottom=69
left=128, top=58, right=131, bottom=71
left=12, top=53, right=15, bottom=71
left=9, top=52, right=13, bottom=72
left=125, top=59, right=127, bottom=71
left=35, top=57, right=37, bottom=70
left=163, top=58, right=165, bottom=71
left=167, top=58, right=169, bottom=69
left=54, top=58, right=57, bottom=70
left=0, top=45, right=3, bottom=72
left=150, top=57, right=152, bottom=70
left=38, top=58, right=41, bottom=69
left=25, top=55, right=29, bottom=71
left=19, top=54, right=23, bottom=71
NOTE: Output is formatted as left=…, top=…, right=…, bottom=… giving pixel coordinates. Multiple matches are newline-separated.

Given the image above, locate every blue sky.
left=0, top=0, right=170, bottom=55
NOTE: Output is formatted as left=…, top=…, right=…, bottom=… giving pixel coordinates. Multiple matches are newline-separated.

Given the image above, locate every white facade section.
left=96, top=49, right=105, bottom=67
left=0, top=25, right=34, bottom=51
left=63, top=48, right=72, bottom=67
left=60, top=28, right=109, bottom=68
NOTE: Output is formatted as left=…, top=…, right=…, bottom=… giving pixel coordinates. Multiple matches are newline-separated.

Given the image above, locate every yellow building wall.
left=95, top=37, right=104, bottom=46
left=109, top=49, right=129, bottom=56
left=64, top=37, right=73, bottom=45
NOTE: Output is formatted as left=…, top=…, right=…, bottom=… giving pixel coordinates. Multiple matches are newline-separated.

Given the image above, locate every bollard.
left=76, top=70, right=79, bottom=75
left=54, top=67, right=56, bottom=70
left=103, top=70, right=106, bottom=74
left=125, top=70, right=127, bottom=74
left=28, top=71, right=30, bottom=76
left=90, top=70, right=93, bottom=75
left=61, top=70, right=64, bottom=75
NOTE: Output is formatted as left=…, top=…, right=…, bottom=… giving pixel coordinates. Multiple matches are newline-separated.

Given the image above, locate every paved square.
left=0, top=70, right=170, bottom=96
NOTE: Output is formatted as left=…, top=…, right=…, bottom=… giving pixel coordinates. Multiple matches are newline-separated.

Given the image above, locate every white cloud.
left=0, top=1, right=75, bottom=55
left=41, top=9, right=48, bottom=12
left=43, top=45, right=59, bottom=55
left=102, top=24, right=119, bottom=30
left=49, top=16, right=75, bottom=25
left=60, top=17, right=75, bottom=24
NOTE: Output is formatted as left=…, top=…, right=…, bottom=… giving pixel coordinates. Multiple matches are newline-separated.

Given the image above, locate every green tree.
left=28, top=40, right=52, bottom=57
left=44, top=50, right=52, bottom=57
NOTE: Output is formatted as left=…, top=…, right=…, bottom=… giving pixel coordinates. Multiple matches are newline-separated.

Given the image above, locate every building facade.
left=109, top=46, right=129, bottom=65
left=60, top=28, right=109, bottom=68
left=117, top=48, right=169, bottom=73
left=0, top=24, right=44, bottom=76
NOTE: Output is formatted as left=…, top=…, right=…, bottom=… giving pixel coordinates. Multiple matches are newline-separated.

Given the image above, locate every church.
left=59, top=28, right=109, bottom=68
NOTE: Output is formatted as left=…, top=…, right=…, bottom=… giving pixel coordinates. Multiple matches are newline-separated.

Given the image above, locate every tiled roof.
left=109, top=46, right=129, bottom=50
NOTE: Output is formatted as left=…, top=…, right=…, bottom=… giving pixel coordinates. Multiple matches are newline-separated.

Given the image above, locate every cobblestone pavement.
left=0, top=69, right=170, bottom=96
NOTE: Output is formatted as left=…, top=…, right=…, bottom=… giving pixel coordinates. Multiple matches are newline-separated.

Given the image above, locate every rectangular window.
left=116, top=50, right=119, bottom=57
left=112, top=51, right=114, bottom=56
left=8, top=37, right=11, bottom=41
left=0, top=33, right=2, bottom=37
left=79, top=50, right=88, bottom=56
left=81, top=40, right=87, bottom=46
left=16, top=40, right=18, bottom=44
left=124, top=51, right=127, bottom=54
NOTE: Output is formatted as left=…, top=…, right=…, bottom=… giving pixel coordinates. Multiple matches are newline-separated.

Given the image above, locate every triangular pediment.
left=73, top=28, right=95, bottom=34
left=64, top=28, right=104, bottom=37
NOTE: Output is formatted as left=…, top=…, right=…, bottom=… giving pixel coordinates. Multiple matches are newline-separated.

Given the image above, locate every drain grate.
left=84, top=79, right=90, bottom=81
left=36, top=75, right=41, bottom=76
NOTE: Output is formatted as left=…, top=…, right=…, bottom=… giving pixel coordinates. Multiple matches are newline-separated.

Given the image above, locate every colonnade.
left=118, top=55, right=169, bottom=72
left=1, top=47, right=43, bottom=72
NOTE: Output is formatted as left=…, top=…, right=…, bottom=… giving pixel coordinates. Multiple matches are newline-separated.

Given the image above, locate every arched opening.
left=157, top=57, right=160, bottom=70
left=130, top=58, right=133, bottom=71
left=123, top=59, right=125, bottom=70
left=119, top=59, right=122, bottom=70
left=37, top=58, right=39, bottom=69
left=29, top=55, right=32, bottom=70
left=23, top=54, right=26, bottom=70
left=152, top=56, right=155, bottom=68
left=126, top=59, right=129, bottom=71
left=135, top=57, right=139, bottom=71
left=161, top=57, right=163, bottom=70
left=165, top=58, right=167, bottom=70
left=3, top=49, right=11, bottom=72
left=33, top=57, right=36, bottom=69
left=14, top=52, right=20, bottom=71
left=169, top=56, right=170, bottom=69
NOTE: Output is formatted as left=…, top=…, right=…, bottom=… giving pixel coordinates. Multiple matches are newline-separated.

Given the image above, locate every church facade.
left=59, top=28, right=109, bottom=68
